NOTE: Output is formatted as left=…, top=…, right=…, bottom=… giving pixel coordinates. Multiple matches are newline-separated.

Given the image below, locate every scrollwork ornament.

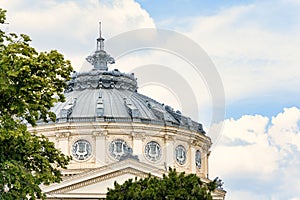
left=175, top=145, right=186, bottom=165
left=109, top=139, right=130, bottom=160
left=145, top=141, right=161, bottom=162
left=72, top=139, right=92, bottom=161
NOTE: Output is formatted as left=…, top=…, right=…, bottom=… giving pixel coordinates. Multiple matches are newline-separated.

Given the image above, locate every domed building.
left=29, top=28, right=226, bottom=199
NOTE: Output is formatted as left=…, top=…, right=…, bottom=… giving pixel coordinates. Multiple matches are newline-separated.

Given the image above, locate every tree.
left=0, top=8, right=73, bottom=199
left=106, top=168, right=217, bottom=200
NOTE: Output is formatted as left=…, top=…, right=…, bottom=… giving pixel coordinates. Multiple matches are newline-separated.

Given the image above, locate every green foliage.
left=0, top=10, right=72, bottom=126
left=107, top=168, right=217, bottom=200
left=0, top=8, right=72, bottom=199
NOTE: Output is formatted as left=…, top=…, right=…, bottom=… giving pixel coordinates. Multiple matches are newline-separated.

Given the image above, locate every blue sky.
left=138, top=0, right=300, bottom=120
left=2, top=0, right=300, bottom=199
left=136, top=0, right=255, bottom=20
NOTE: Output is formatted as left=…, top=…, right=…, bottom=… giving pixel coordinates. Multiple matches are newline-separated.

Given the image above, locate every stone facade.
left=30, top=121, right=225, bottom=199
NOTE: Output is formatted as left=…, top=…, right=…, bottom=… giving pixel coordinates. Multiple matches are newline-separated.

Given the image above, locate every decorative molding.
left=69, top=136, right=95, bottom=163
left=55, top=132, right=70, bottom=139
left=106, top=136, right=133, bottom=162
left=188, top=139, right=197, bottom=146
left=30, top=123, right=205, bottom=138
left=200, top=143, right=211, bottom=153
left=69, top=70, right=138, bottom=92
left=49, top=168, right=149, bottom=194
left=164, top=134, right=175, bottom=142
left=35, top=116, right=206, bottom=136
left=92, top=130, right=108, bottom=137
left=142, top=139, right=164, bottom=164
left=131, top=131, right=146, bottom=140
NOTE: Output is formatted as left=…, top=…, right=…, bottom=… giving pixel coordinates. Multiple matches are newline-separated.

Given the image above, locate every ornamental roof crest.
left=86, top=22, right=115, bottom=71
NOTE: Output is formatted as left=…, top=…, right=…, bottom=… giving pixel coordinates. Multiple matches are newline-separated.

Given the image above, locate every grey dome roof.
left=48, top=28, right=205, bottom=134
left=49, top=68, right=205, bottom=134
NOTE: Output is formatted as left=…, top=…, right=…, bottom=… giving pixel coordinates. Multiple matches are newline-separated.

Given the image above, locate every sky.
left=2, top=0, right=300, bottom=199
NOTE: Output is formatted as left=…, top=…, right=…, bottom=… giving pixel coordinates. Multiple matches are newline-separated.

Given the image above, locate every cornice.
left=30, top=122, right=207, bottom=137
left=29, top=122, right=212, bottom=149
left=45, top=159, right=165, bottom=194
left=50, top=168, right=147, bottom=194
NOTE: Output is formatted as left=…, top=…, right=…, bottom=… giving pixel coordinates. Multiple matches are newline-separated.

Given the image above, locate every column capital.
left=55, top=132, right=70, bottom=139
left=201, top=143, right=211, bottom=152
left=92, top=130, right=108, bottom=137
left=131, top=131, right=145, bottom=140
left=164, top=134, right=175, bottom=142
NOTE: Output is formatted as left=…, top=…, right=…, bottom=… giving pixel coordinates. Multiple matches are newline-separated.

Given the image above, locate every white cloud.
left=180, top=1, right=300, bottom=103
left=3, top=0, right=300, bottom=125
left=1, top=0, right=218, bottom=129
left=210, top=114, right=278, bottom=178
left=112, top=50, right=213, bottom=123
left=269, top=107, right=300, bottom=152
left=2, top=0, right=155, bottom=69
left=3, top=0, right=300, bottom=112
left=210, top=107, right=300, bottom=199
left=2, top=1, right=300, bottom=199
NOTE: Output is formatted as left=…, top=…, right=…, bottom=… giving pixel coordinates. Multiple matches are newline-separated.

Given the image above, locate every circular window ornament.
left=145, top=141, right=161, bottom=162
left=72, top=139, right=92, bottom=161
left=195, top=150, right=201, bottom=168
left=109, top=139, right=129, bottom=160
left=175, top=145, right=186, bottom=165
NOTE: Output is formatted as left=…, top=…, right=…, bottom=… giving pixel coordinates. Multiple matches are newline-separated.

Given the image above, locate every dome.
left=47, top=24, right=205, bottom=134
left=30, top=25, right=226, bottom=199
left=50, top=68, right=205, bottom=134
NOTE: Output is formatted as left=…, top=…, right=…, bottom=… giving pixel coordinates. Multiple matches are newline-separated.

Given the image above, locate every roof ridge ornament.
left=86, top=22, right=115, bottom=71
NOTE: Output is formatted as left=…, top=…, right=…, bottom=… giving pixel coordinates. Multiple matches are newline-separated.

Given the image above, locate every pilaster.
left=131, top=131, right=145, bottom=161
left=189, top=139, right=196, bottom=173
left=165, top=134, right=175, bottom=169
left=55, top=132, right=70, bottom=155
left=93, top=131, right=108, bottom=166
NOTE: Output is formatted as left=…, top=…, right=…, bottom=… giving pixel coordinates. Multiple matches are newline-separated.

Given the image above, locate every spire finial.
left=99, top=21, right=102, bottom=39
left=97, top=21, right=104, bottom=51
left=86, top=22, right=115, bottom=71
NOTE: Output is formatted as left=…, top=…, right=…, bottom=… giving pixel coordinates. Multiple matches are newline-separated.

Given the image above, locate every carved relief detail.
left=131, top=131, right=146, bottom=140
left=164, top=134, right=175, bottom=142
left=55, top=132, right=70, bottom=139
left=92, top=130, right=108, bottom=137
